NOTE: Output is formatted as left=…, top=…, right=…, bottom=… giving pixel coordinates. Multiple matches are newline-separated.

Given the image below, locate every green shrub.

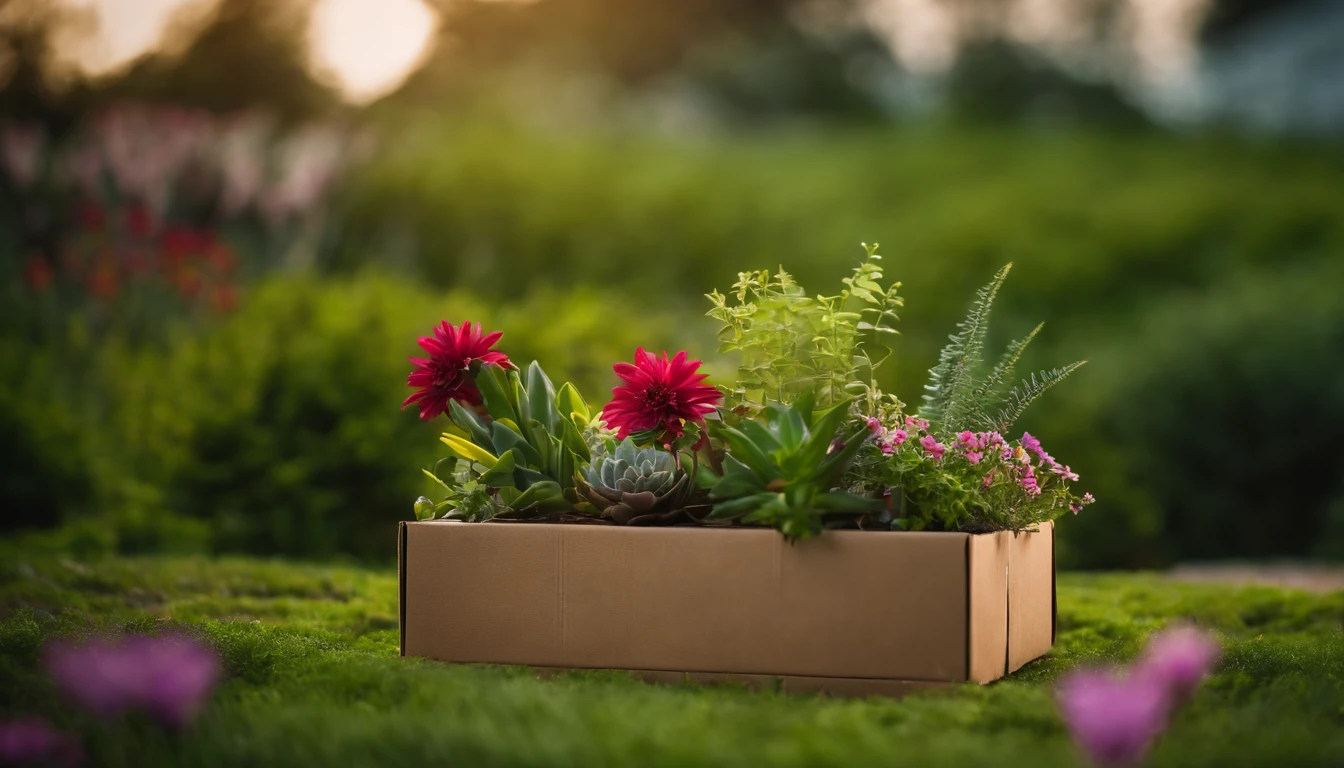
left=1, top=274, right=708, bottom=560
left=1042, top=261, right=1344, bottom=567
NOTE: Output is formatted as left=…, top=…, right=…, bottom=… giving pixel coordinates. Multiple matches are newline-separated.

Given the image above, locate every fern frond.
left=992, top=361, right=1087, bottom=432
left=921, top=263, right=1012, bottom=431
left=976, top=322, right=1043, bottom=404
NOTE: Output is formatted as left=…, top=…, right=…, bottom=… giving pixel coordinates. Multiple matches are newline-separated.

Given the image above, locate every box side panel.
left=1007, top=522, right=1056, bottom=672
left=966, top=531, right=1010, bottom=684
left=403, top=522, right=971, bottom=682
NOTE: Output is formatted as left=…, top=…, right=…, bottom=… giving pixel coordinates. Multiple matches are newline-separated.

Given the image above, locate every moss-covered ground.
left=1, top=550, right=1340, bottom=767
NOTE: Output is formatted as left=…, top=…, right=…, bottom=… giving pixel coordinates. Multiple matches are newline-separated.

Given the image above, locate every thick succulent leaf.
left=770, top=405, right=807, bottom=453
left=473, top=362, right=519, bottom=424
left=502, top=480, right=569, bottom=512
left=812, top=490, right=885, bottom=513
left=707, top=492, right=778, bottom=520
left=735, top=418, right=783, bottom=456
left=491, top=421, right=543, bottom=468
left=479, top=449, right=519, bottom=488
left=448, top=399, right=494, bottom=450
left=510, top=371, right=531, bottom=427
left=792, top=390, right=816, bottom=428
left=556, top=382, right=591, bottom=423
left=808, top=423, right=873, bottom=484
left=709, top=454, right=767, bottom=499
left=440, top=433, right=498, bottom=468
left=720, top=427, right=781, bottom=481
left=556, top=413, right=591, bottom=463
left=526, top=361, right=559, bottom=433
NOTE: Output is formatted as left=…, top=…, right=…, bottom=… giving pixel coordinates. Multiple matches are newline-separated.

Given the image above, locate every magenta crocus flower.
left=1057, top=670, right=1169, bottom=767
left=965, top=451, right=983, bottom=465
left=45, top=634, right=221, bottom=729
left=957, top=430, right=975, bottom=446
left=0, top=718, right=81, bottom=766
left=1135, top=627, right=1221, bottom=704
left=919, top=434, right=945, bottom=459
left=1020, top=465, right=1041, bottom=497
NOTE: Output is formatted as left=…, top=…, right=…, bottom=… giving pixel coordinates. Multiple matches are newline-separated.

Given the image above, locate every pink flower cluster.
left=1057, top=626, right=1221, bottom=766
left=865, top=416, right=908, bottom=455
left=44, top=634, right=221, bottom=729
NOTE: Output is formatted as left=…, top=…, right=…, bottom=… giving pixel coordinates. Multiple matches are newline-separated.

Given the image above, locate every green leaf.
left=526, top=361, right=558, bottom=432
left=556, top=382, right=591, bottom=423
left=421, top=468, right=451, bottom=492
left=473, top=363, right=519, bottom=424
left=506, top=480, right=569, bottom=512
left=491, top=421, right=543, bottom=468
left=448, top=399, right=493, bottom=449
left=479, top=449, right=519, bottom=488
left=812, top=491, right=884, bottom=514
left=556, top=414, right=591, bottom=463
left=709, top=454, right=767, bottom=499
left=413, top=496, right=437, bottom=521
left=719, top=427, right=780, bottom=481
left=440, top=433, right=498, bottom=467
left=707, top=492, right=776, bottom=520
left=769, top=405, right=807, bottom=452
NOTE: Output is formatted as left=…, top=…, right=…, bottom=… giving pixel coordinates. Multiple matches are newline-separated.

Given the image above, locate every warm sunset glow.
left=307, top=0, right=438, bottom=104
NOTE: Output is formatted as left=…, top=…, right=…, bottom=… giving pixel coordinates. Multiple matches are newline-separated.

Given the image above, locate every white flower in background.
left=262, top=124, right=347, bottom=224
left=217, top=112, right=275, bottom=216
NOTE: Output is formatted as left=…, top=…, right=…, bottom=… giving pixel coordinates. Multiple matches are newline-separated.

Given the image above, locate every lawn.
left=1, top=551, right=1340, bottom=767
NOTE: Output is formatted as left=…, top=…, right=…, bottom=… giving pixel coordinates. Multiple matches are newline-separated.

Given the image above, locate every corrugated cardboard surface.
left=401, top=520, right=1055, bottom=692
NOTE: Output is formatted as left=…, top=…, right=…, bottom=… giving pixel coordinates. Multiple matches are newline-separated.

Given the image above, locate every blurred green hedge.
left=2, top=274, right=707, bottom=560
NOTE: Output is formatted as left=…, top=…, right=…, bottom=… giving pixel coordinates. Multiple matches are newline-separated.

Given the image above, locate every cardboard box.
left=399, top=521, right=1055, bottom=696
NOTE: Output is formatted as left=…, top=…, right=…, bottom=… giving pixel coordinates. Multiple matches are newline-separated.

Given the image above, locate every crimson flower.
left=601, top=348, right=721, bottom=442
left=402, top=321, right=513, bottom=420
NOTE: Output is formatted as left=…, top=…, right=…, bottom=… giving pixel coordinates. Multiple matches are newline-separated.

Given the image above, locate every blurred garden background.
left=3, top=2, right=1344, bottom=766
left=3, top=0, right=1343, bottom=569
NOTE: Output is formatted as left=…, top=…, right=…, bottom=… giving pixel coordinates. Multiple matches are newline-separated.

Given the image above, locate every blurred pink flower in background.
left=0, top=718, right=81, bottom=766
left=0, top=124, right=44, bottom=188
left=1057, top=626, right=1221, bottom=766
left=44, top=635, right=221, bottom=729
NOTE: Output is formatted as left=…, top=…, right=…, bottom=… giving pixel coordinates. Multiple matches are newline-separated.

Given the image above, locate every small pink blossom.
left=879, top=440, right=896, bottom=455
left=1057, top=670, right=1169, bottom=766
left=1135, top=627, right=1221, bottom=703
left=1083, top=492, right=1095, bottom=504
left=904, top=415, right=929, bottom=431
left=986, top=432, right=1005, bottom=448
left=888, top=428, right=908, bottom=446
left=919, top=434, right=945, bottom=459
left=0, top=718, right=81, bottom=766
left=866, top=417, right=883, bottom=434
left=45, top=634, right=221, bottom=729
left=982, top=472, right=995, bottom=488
left=965, top=451, right=983, bottom=464
left=957, top=431, right=975, bottom=446
left=1020, top=465, right=1041, bottom=497
left=1052, top=464, right=1080, bottom=482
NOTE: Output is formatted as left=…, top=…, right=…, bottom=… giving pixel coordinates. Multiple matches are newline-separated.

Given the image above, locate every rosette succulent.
left=581, top=439, right=693, bottom=525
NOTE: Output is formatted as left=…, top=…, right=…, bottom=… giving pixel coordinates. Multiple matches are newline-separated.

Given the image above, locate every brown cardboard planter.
left=399, top=520, right=1055, bottom=696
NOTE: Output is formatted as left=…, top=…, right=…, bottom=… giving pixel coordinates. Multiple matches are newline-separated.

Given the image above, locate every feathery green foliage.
left=921, top=265, right=1085, bottom=433
left=705, top=244, right=902, bottom=413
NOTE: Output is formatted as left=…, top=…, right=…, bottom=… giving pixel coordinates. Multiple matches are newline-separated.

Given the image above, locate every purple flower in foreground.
left=1135, top=627, right=1221, bottom=704
left=1057, top=670, right=1169, bottom=766
left=0, top=718, right=81, bottom=766
left=45, top=635, right=220, bottom=729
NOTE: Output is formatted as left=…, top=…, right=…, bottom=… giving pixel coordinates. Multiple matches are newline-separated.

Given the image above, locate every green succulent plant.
left=580, top=439, right=694, bottom=525
left=707, top=394, right=882, bottom=539
left=421, top=360, right=592, bottom=520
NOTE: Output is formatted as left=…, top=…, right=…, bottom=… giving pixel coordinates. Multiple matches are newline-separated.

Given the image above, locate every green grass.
left=1, top=551, right=1341, bottom=767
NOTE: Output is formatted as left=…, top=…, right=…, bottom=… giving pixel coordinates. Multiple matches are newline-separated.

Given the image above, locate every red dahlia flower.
left=602, top=348, right=722, bottom=442
left=402, top=321, right=513, bottom=420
